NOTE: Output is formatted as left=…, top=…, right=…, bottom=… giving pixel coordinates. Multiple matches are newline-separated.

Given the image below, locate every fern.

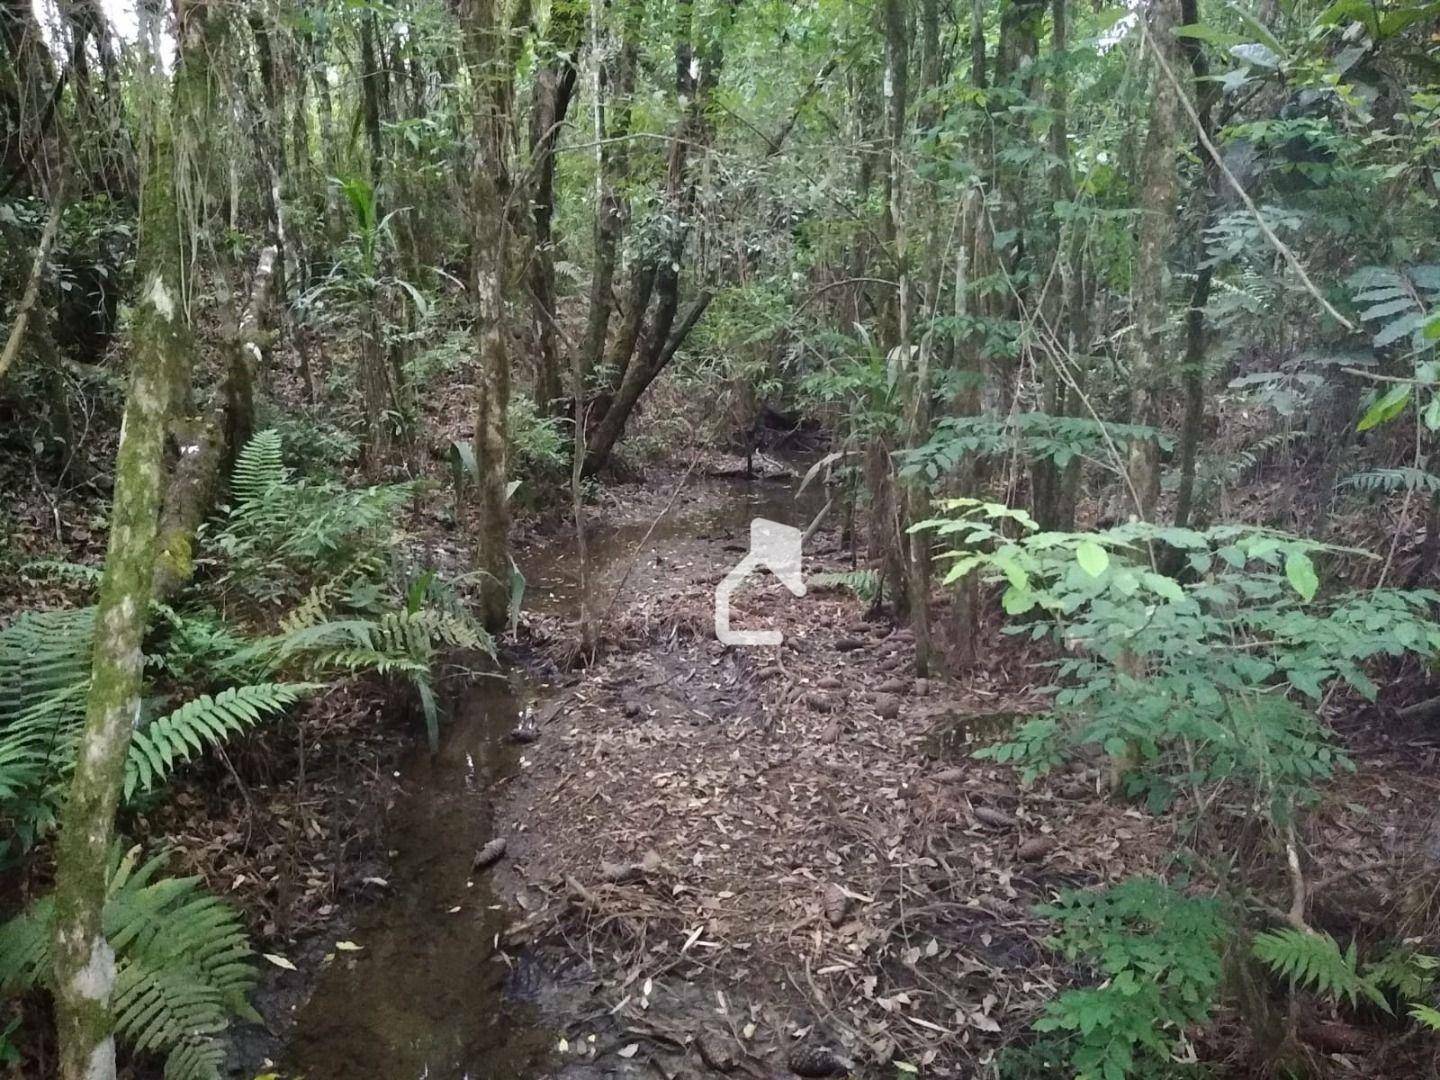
left=1228, top=429, right=1308, bottom=481
left=0, top=604, right=314, bottom=847
left=0, top=607, right=96, bottom=848
left=808, top=569, right=879, bottom=601
left=216, top=430, right=414, bottom=605
left=1412, top=1003, right=1440, bottom=1030
left=0, top=606, right=95, bottom=720
left=1348, top=264, right=1440, bottom=351
left=1341, top=467, right=1440, bottom=495
left=1364, top=944, right=1439, bottom=1000
left=251, top=608, right=491, bottom=750
left=1252, top=928, right=1390, bottom=1011
left=228, top=428, right=287, bottom=505
left=0, top=846, right=257, bottom=1080
left=126, top=683, right=318, bottom=799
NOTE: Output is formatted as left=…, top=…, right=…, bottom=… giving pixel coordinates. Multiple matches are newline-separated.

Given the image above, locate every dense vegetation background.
left=3, top=0, right=1440, bottom=1075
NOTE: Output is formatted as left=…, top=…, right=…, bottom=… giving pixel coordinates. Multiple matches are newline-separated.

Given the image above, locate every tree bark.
left=152, top=245, right=278, bottom=601
left=578, top=0, right=639, bottom=390
left=583, top=292, right=713, bottom=476
left=359, top=11, right=394, bottom=465
left=463, top=0, right=517, bottom=630
left=581, top=0, right=726, bottom=475
left=528, top=7, right=581, bottom=414
left=1126, top=0, right=1182, bottom=521
left=1172, top=0, right=1218, bottom=531
left=49, top=3, right=203, bottom=1075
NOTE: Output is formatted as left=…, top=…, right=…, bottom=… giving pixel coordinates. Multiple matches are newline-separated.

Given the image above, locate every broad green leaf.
left=1423, top=398, right=1440, bottom=432
left=1076, top=541, right=1110, bottom=578
left=1142, top=572, right=1186, bottom=603
left=1230, top=42, right=1280, bottom=68
left=1002, top=586, right=1035, bottom=615
left=1174, top=22, right=1244, bottom=47
left=1228, top=0, right=1285, bottom=54
left=1357, top=384, right=1410, bottom=431
left=1285, top=552, right=1319, bottom=602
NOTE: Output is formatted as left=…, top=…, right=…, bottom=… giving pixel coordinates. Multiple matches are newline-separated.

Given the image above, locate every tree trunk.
left=313, top=32, right=342, bottom=244
left=49, top=4, right=204, bottom=1075
left=152, top=246, right=277, bottom=601
left=463, top=0, right=517, bottom=630
left=578, top=0, right=639, bottom=391
left=583, top=292, right=712, bottom=475
left=884, top=0, right=933, bottom=672
left=1172, top=0, right=1218, bottom=531
left=581, top=0, right=727, bottom=475
left=359, top=11, right=394, bottom=465
left=1126, top=0, right=1182, bottom=521
left=528, top=9, right=580, bottom=414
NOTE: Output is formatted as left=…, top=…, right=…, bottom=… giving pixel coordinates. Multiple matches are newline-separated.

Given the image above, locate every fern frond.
left=161, top=1036, right=228, bottom=1080
left=0, top=846, right=256, bottom=1080
left=1253, top=928, right=1390, bottom=1012
left=0, top=607, right=96, bottom=846
left=809, top=569, right=880, bottom=601
left=1340, top=467, right=1440, bottom=495
left=228, top=429, right=287, bottom=506
left=1411, top=1003, right=1440, bottom=1030
left=22, top=559, right=105, bottom=587
left=0, top=606, right=95, bottom=719
left=126, top=684, right=316, bottom=799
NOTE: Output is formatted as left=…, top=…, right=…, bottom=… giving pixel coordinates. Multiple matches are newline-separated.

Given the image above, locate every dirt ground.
left=471, top=471, right=1440, bottom=1080
left=6, top=457, right=1440, bottom=1079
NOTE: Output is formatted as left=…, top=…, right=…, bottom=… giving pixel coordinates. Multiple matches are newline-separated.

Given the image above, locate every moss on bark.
left=49, top=4, right=207, bottom=1075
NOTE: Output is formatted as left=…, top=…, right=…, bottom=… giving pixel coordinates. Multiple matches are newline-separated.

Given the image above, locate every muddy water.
left=283, top=475, right=820, bottom=1079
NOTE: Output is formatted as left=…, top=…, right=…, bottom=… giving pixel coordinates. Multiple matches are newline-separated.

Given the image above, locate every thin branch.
left=1140, top=21, right=1355, bottom=333
left=0, top=171, right=69, bottom=384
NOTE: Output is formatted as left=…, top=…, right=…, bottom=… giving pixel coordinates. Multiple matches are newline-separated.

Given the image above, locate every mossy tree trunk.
left=463, top=0, right=517, bottom=630
left=1172, top=0, right=1218, bottom=532
left=49, top=2, right=204, bottom=1076
left=1127, top=0, right=1182, bottom=521
left=884, top=0, right=935, bottom=674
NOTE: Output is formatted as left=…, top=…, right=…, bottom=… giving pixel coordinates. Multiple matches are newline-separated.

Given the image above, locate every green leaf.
left=1173, top=22, right=1244, bottom=47
left=1228, top=0, right=1285, bottom=54
left=1375, top=312, right=1425, bottom=349
left=1076, top=541, right=1110, bottom=578
left=1360, top=296, right=1418, bottom=322
left=1422, top=398, right=1440, bottom=432
left=1357, top=385, right=1410, bottom=431
left=1285, top=552, right=1319, bottom=602
left=1142, top=572, right=1186, bottom=603
left=1002, top=586, right=1036, bottom=615
left=1412, top=1003, right=1440, bottom=1031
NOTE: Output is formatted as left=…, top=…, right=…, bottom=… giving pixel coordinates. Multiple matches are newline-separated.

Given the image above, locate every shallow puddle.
left=283, top=671, right=555, bottom=1078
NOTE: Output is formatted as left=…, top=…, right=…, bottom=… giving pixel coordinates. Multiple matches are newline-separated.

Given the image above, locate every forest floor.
left=253, top=462, right=1440, bottom=1079
left=5, top=417, right=1440, bottom=1077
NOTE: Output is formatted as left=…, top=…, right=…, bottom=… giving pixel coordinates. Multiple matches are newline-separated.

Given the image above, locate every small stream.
left=281, top=474, right=820, bottom=1079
